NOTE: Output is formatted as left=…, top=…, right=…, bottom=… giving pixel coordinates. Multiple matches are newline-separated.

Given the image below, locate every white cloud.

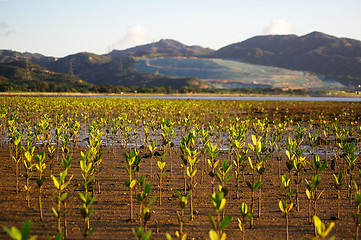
left=0, top=21, right=14, bottom=37
left=262, top=19, right=293, bottom=35
left=113, top=24, right=151, bottom=50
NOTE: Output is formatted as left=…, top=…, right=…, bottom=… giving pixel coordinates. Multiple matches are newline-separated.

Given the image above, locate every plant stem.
left=286, top=213, right=289, bottom=240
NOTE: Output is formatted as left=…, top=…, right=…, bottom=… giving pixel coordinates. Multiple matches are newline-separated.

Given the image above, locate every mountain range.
left=1, top=31, right=361, bottom=92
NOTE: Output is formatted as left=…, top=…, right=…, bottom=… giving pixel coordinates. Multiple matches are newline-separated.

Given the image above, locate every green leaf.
left=240, top=203, right=248, bottom=215
left=52, top=208, right=58, bottom=217
left=144, top=182, right=151, bottom=194
left=253, top=181, right=262, bottom=190
left=143, top=230, right=152, bottom=240
left=3, top=226, right=21, bottom=240
left=51, top=175, right=60, bottom=190
left=288, top=189, right=297, bottom=198
left=208, top=213, right=217, bottom=231
left=88, top=227, right=96, bottom=236
left=219, top=215, right=232, bottom=230
left=306, top=189, right=311, bottom=199
left=54, top=232, right=63, bottom=240
left=224, top=174, right=232, bottom=183
left=165, top=233, right=173, bottom=240
left=209, top=229, right=218, bottom=240
left=130, top=179, right=137, bottom=189
left=148, top=196, right=156, bottom=206
left=279, top=200, right=286, bottom=213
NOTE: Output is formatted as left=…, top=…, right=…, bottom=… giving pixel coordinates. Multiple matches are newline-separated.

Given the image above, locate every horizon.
left=1, top=0, right=361, bottom=58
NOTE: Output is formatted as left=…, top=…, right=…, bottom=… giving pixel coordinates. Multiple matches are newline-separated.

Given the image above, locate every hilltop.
left=214, top=31, right=361, bottom=86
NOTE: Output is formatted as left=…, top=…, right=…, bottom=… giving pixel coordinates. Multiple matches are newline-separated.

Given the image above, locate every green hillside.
left=134, top=57, right=346, bottom=90
left=0, top=61, right=91, bottom=92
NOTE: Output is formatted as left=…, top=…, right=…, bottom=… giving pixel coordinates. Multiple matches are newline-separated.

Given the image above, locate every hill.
left=134, top=57, right=345, bottom=90
left=0, top=49, right=56, bottom=66
left=1, top=32, right=361, bottom=92
left=0, top=60, right=91, bottom=92
left=214, top=32, right=361, bottom=86
left=109, top=39, right=215, bottom=59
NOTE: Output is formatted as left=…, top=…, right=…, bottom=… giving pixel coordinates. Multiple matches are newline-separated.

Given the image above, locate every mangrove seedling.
left=351, top=181, right=361, bottom=240
left=237, top=203, right=253, bottom=240
left=79, top=192, right=96, bottom=240
left=208, top=191, right=232, bottom=240
left=23, top=142, right=36, bottom=208
left=124, top=149, right=141, bottom=221
left=279, top=200, right=294, bottom=240
left=207, top=142, right=220, bottom=194
left=156, top=153, right=166, bottom=206
left=173, top=190, right=191, bottom=240
left=35, top=151, right=46, bottom=221
left=148, top=140, right=157, bottom=180
left=308, top=215, right=335, bottom=240
left=305, top=174, right=324, bottom=225
left=9, top=127, right=24, bottom=193
left=3, top=219, right=37, bottom=240
left=132, top=227, right=151, bottom=240
left=51, top=169, right=73, bottom=235
left=333, top=172, right=346, bottom=219
left=136, top=177, right=156, bottom=229
left=186, top=145, right=200, bottom=220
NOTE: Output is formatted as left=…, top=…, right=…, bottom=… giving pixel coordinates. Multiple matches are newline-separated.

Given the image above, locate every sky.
left=0, top=0, right=360, bottom=58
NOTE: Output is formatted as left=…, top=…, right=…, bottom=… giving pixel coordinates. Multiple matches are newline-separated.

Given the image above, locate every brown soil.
left=0, top=143, right=357, bottom=240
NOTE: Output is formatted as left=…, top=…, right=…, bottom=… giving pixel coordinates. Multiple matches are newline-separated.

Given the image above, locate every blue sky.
left=1, top=0, right=360, bottom=57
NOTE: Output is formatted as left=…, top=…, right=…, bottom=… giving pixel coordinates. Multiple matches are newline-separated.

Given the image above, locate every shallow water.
left=94, top=95, right=361, bottom=102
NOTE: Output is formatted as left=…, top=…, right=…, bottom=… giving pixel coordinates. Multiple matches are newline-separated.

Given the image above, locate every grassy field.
left=134, top=57, right=346, bottom=90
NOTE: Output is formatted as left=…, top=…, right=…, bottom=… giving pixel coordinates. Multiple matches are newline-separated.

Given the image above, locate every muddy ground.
left=0, top=143, right=357, bottom=240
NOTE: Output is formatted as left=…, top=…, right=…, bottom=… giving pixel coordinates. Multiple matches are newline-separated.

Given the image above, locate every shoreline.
left=0, top=91, right=360, bottom=98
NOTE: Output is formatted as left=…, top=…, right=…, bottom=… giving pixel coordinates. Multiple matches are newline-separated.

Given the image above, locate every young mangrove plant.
left=280, top=175, right=297, bottom=202
left=3, top=219, right=37, bottom=240
left=136, top=175, right=156, bottom=229
left=35, top=151, right=46, bottom=221
left=308, top=215, right=335, bottom=240
left=199, top=127, right=210, bottom=183
left=352, top=181, right=361, bottom=240
left=47, top=144, right=56, bottom=176
left=342, top=141, right=358, bottom=202
left=156, top=153, right=166, bottom=206
left=305, top=174, right=324, bottom=225
left=148, top=140, right=157, bottom=180
left=216, top=159, right=232, bottom=217
left=9, top=126, right=24, bottom=193
left=79, top=192, right=96, bottom=240
left=247, top=135, right=268, bottom=223
left=237, top=203, right=253, bottom=240
left=179, top=131, right=196, bottom=194
left=23, top=141, right=36, bottom=208
left=172, top=190, right=191, bottom=240
left=333, top=172, right=346, bottom=219
left=208, top=191, right=232, bottom=240
left=232, top=138, right=247, bottom=199
left=286, top=137, right=307, bottom=212
left=207, top=142, right=220, bottom=194
left=185, top=145, right=200, bottom=220
left=132, top=227, right=151, bottom=240
left=279, top=199, right=294, bottom=240
left=51, top=156, right=73, bottom=236
left=79, top=150, right=96, bottom=236
left=305, top=154, right=327, bottom=224
left=123, top=149, right=141, bottom=221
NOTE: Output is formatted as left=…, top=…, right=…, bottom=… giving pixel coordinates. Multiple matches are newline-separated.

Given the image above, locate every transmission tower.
left=24, top=57, right=32, bottom=81
left=68, top=58, right=74, bottom=76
